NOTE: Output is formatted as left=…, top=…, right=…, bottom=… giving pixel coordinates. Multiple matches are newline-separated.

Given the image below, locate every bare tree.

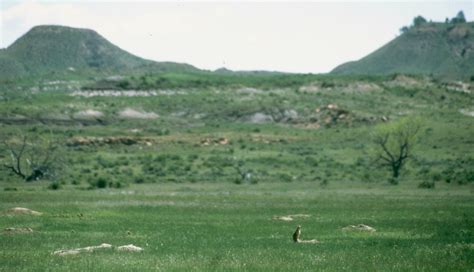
left=373, top=117, right=422, bottom=182
left=2, top=134, right=61, bottom=181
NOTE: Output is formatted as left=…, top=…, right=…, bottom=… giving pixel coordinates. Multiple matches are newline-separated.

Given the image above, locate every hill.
left=331, top=21, right=474, bottom=79
left=0, top=25, right=197, bottom=79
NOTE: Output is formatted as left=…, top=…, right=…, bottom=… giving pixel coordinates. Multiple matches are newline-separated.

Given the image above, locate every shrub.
left=441, top=158, right=474, bottom=185
left=320, top=179, right=328, bottom=187
left=418, top=180, right=435, bottom=189
left=95, top=177, right=108, bottom=188
left=48, top=182, right=61, bottom=190
left=388, top=177, right=399, bottom=185
left=134, top=176, right=145, bottom=184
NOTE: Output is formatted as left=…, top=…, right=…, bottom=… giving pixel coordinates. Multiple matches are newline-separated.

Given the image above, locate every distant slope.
left=331, top=22, right=474, bottom=79
left=0, top=25, right=198, bottom=79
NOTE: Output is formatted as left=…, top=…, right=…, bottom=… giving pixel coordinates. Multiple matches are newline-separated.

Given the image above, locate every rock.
left=342, top=224, right=376, bottom=232
left=283, top=109, right=298, bottom=120
left=117, top=244, right=143, bottom=252
left=248, top=113, right=274, bottom=124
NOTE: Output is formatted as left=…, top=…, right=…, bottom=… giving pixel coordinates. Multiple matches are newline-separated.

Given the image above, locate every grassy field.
left=0, top=181, right=473, bottom=271
left=0, top=72, right=473, bottom=271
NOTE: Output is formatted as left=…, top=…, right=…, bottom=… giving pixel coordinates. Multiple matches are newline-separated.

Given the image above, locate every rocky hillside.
left=332, top=18, right=474, bottom=80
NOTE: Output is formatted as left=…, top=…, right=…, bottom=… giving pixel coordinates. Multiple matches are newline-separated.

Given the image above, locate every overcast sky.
left=1, top=0, right=472, bottom=73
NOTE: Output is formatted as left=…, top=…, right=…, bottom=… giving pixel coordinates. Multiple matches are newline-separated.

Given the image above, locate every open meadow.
left=1, top=181, right=473, bottom=271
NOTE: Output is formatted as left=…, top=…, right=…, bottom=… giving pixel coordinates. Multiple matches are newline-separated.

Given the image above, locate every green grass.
left=0, top=182, right=473, bottom=271
left=0, top=70, right=473, bottom=271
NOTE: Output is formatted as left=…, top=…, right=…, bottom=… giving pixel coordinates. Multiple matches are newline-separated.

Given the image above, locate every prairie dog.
left=293, top=225, right=301, bottom=242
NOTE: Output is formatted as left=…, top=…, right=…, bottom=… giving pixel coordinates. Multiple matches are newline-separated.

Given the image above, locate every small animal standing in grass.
left=293, top=225, right=301, bottom=242
left=292, top=225, right=319, bottom=244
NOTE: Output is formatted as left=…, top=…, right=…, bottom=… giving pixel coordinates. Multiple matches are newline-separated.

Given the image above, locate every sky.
left=0, top=1, right=473, bottom=73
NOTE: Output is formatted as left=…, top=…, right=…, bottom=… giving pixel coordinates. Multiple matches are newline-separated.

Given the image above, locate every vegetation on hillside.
left=332, top=11, right=474, bottom=80
left=0, top=25, right=198, bottom=80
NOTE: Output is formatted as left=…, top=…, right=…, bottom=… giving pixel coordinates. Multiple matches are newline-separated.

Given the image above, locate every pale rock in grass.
left=248, top=112, right=274, bottom=124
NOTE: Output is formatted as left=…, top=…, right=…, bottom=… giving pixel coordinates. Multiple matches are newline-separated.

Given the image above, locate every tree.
left=1, top=134, right=62, bottom=181
left=451, top=11, right=466, bottom=24
left=372, top=117, right=422, bottom=183
left=400, top=26, right=409, bottom=34
left=413, top=16, right=427, bottom=27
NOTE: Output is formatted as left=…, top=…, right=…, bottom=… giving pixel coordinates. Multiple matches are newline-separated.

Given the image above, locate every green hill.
left=331, top=21, right=474, bottom=79
left=0, top=25, right=197, bottom=79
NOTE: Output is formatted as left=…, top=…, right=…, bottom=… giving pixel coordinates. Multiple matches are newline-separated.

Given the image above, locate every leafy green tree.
left=413, top=16, right=427, bottom=27
left=372, top=117, right=422, bottom=182
left=400, top=26, right=409, bottom=34
left=451, top=11, right=466, bottom=24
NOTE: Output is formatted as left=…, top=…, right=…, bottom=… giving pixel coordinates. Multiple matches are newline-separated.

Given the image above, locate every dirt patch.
left=273, top=214, right=310, bottom=221
left=73, top=109, right=104, bottom=119
left=67, top=136, right=154, bottom=146
left=4, top=207, right=42, bottom=216
left=298, top=83, right=321, bottom=93
left=298, top=239, right=320, bottom=244
left=341, top=82, right=381, bottom=93
left=444, top=81, right=471, bottom=94
left=237, top=87, right=264, bottom=94
left=72, top=90, right=185, bottom=97
left=119, top=108, right=159, bottom=119
left=342, top=224, right=376, bottom=232
left=53, top=243, right=112, bottom=256
left=384, top=75, right=432, bottom=88
left=53, top=243, right=143, bottom=256
left=459, top=109, right=474, bottom=117
left=304, top=104, right=353, bottom=128
left=117, top=244, right=143, bottom=252
left=3, top=227, right=33, bottom=234
left=201, top=137, right=229, bottom=146
left=299, top=81, right=380, bottom=93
